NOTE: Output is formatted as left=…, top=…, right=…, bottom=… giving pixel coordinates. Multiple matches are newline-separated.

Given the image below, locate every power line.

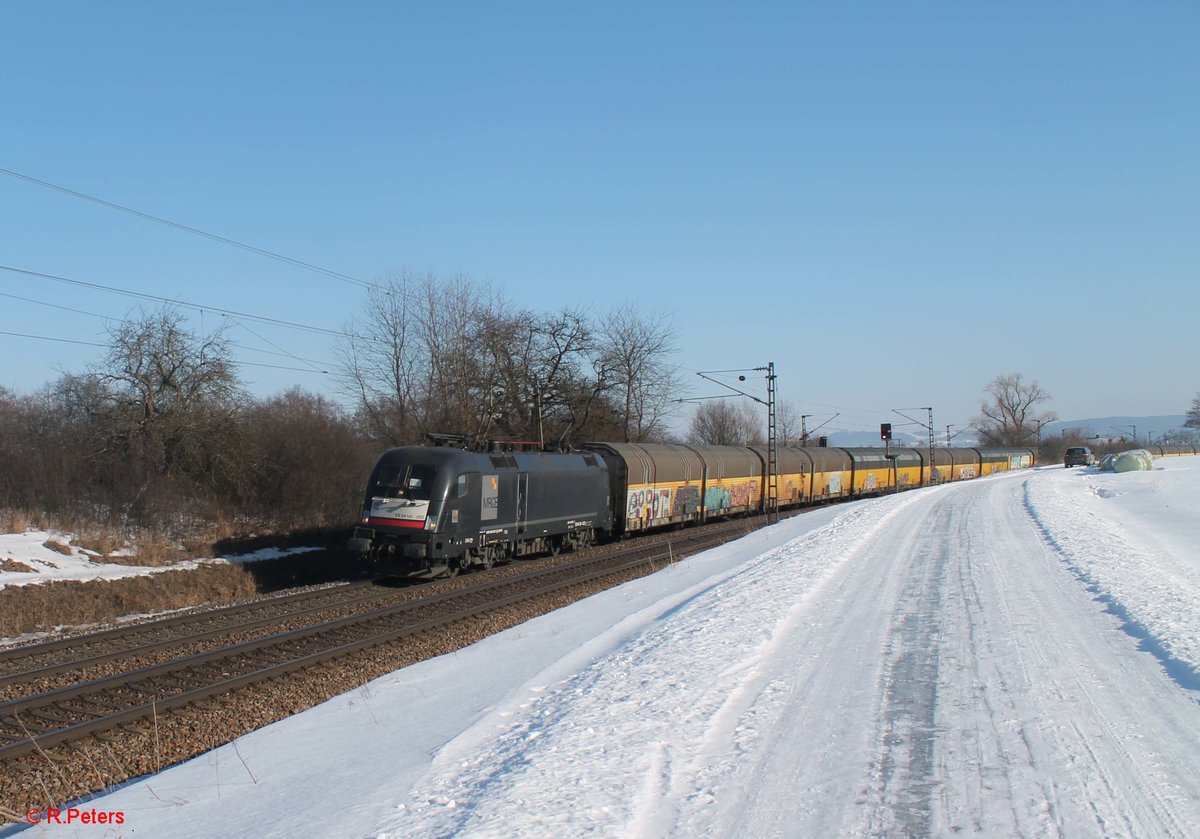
left=1, top=289, right=332, bottom=370
left=0, top=330, right=106, bottom=347
left=0, top=291, right=112, bottom=321
left=0, top=330, right=328, bottom=374
left=0, top=263, right=367, bottom=341
left=0, top=166, right=382, bottom=291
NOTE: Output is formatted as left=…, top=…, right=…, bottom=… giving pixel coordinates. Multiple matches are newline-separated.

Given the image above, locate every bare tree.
left=244, top=388, right=377, bottom=526
left=480, top=306, right=605, bottom=446
left=687, top=400, right=762, bottom=445
left=417, top=273, right=507, bottom=439
left=973, top=373, right=1057, bottom=446
left=775, top=399, right=800, bottom=447
left=335, top=273, right=423, bottom=444
left=338, top=273, right=529, bottom=443
left=1186, top=392, right=1200, bottom=430
left=598, top=303, right=681, bottom=442
left=101, top=308, right=240, bottom=423
left=97, top=307, right=245, bottom=481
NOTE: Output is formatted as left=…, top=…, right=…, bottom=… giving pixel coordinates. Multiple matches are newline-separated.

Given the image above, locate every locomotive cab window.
left=456, top=473, right=471, bottom=498
left=373, top=464, right=437, bottom=500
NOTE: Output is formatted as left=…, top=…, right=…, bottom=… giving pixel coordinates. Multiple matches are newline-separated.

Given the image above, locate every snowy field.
left=7, top=457, right=1200, bottom=838
left=0, top=534, right=319, bottom=590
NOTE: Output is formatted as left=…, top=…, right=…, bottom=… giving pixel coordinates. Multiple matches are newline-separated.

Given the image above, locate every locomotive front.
left=348, top=446, right=474, bottom=577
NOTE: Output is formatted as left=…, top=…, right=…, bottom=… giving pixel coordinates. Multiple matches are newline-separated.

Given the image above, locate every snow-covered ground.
left=8, top=458, right=1200, bottom=838
left=0, top=533, right=319, bottom=590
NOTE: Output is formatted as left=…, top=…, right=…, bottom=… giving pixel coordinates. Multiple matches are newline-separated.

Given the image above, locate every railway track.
left=0, top=516, right=766, bottom=769
left=0, top=580, right=400, bottom=701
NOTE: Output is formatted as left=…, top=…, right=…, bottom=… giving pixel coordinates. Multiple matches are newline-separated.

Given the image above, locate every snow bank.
left=0, top=532, right=320, bottom=590
left=1024, top=456, right=1200, bottom=673
left=1107, top=448, right=1154, bottom=472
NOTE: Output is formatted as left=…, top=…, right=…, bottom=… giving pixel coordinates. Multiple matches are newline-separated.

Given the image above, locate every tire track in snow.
left=861, top=498, right=951, bottom=838
left=383, top=489, right=933, bottom=838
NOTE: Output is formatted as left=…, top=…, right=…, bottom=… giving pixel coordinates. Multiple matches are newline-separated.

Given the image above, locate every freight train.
left=348, top=436, right=1037, bottom=578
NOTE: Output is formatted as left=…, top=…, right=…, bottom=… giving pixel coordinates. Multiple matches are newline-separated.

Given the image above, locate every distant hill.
left=823, top=430, right=942, bottom=447
left=1044, top=415, right=1187, bottom=445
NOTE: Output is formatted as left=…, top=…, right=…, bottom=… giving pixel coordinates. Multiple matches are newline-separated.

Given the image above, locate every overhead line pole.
left=695, top=362, right=778, bottom=522
left=894, top=406, right=935, bottom=485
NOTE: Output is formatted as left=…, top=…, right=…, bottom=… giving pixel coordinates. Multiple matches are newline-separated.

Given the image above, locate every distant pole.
left=891, top=406, right=934, bottom=484
left=766, top=362, right=778, bottom=522
left=695, top=363, right=778, bottom=522
left=928, top=407, right=934, bottom=485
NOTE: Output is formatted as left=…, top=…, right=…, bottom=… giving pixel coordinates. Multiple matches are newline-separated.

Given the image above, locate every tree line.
left=0, top=276, right=681, bottom=540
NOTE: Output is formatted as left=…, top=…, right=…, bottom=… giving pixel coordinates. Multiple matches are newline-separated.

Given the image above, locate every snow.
left=6, top=458, right=1200, bottom=838
left=0, top=533, right=320, bottom=590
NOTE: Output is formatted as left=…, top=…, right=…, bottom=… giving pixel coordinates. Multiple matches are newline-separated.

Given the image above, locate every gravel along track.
left=0, top=581, right=393, bottom=699
left=0, top=516, right=764, bottom=817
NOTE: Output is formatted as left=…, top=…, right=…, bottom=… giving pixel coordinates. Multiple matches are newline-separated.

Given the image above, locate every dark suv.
left=1064, top=446, right=1095, bottom=467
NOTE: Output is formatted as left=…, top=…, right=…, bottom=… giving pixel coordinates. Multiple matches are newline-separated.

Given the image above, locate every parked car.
left=1064, top=446, right=1095, bottom=467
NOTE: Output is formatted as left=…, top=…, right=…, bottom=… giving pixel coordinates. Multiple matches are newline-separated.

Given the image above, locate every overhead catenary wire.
left=0, top=330, right=107, bottom=347
left=0, top=166, right=383, bottom=292
left=0, top=264, right=383, bottom=344
left=0, top=330, right=328, bottom=374
left=1, top=292, right=333, bottom=372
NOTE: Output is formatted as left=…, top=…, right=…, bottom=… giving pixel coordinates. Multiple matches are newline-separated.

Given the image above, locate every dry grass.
left=70, top=525, right=190, bottom=567
left=0, top=559, right=36, bottom=574
left=0, top=509, right=48, bottom=534
left=0, top=564, right=258, bottom=637
left=41, top=539, right=74, bottom=556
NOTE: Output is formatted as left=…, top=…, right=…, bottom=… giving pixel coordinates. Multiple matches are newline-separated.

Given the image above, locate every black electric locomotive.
left=349, top=440, right=612, bottom=577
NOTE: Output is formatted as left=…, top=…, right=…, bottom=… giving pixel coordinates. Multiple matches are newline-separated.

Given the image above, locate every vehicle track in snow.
left=391, top=468, right=1200, bottom=839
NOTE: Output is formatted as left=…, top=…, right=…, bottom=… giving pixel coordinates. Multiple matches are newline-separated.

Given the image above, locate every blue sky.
left=2, top=1, right=1196, bottom=438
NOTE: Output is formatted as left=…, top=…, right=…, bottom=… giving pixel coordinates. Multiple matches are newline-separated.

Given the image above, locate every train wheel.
left=548, top=536, right=563, bottom=556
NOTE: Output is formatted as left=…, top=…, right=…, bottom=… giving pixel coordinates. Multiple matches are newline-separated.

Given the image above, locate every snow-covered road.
left=11, top=459, right=1200, bottom=838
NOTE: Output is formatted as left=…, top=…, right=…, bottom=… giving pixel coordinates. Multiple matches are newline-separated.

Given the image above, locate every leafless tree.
left=687, top=400, right=762, bottom=445
left=243, top=388, right=377, bottom=527
left=481, top=306, right=606, bottom=446
left=337, top=283, right=682, bottom=447
left=97, top=307, right=245, bottom=482
left=973, top=373, right=1057, bottom=446
left=97, top=308, right=240, bottom=420
left=335, top=273, right=424, bottom=444
left=775, top=399, right=801, bottom=447
left=598, top=303, right=681, bottom=442
left=1186, top=392, right=1200, bottom=430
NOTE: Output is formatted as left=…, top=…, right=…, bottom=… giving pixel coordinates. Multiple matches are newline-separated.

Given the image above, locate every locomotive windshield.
left=372, top=464, right=437, bottom=501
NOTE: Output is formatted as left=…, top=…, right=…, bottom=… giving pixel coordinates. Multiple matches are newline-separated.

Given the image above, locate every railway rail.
left=0, top=580, right=385, bottom=687
left=0, top=515, right=765, bottom=769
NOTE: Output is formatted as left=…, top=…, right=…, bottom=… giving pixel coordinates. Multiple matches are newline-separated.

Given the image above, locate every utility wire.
left=2, top=290, right=332, bottom=368
left=0, top=166, right=381, bottom=291
left=0, top=291, right=111, bottom=321
left=0, top=330, right=106, bottom=347
left=220, top=313, right=328, bottom=374
left=0, top=330, right=328, bottom=374
left=0, top=263, right=375, bottom=342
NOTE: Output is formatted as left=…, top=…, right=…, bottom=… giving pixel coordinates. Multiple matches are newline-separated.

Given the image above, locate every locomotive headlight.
left=425, top=516, right=437, bottom=531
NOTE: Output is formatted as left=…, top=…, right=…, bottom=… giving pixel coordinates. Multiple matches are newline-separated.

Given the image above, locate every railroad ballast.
left=349, top=435, right=1037, bottom=578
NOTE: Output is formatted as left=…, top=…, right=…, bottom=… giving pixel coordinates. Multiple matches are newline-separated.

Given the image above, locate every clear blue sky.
left=2, top=1, right=1196, bottom=437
